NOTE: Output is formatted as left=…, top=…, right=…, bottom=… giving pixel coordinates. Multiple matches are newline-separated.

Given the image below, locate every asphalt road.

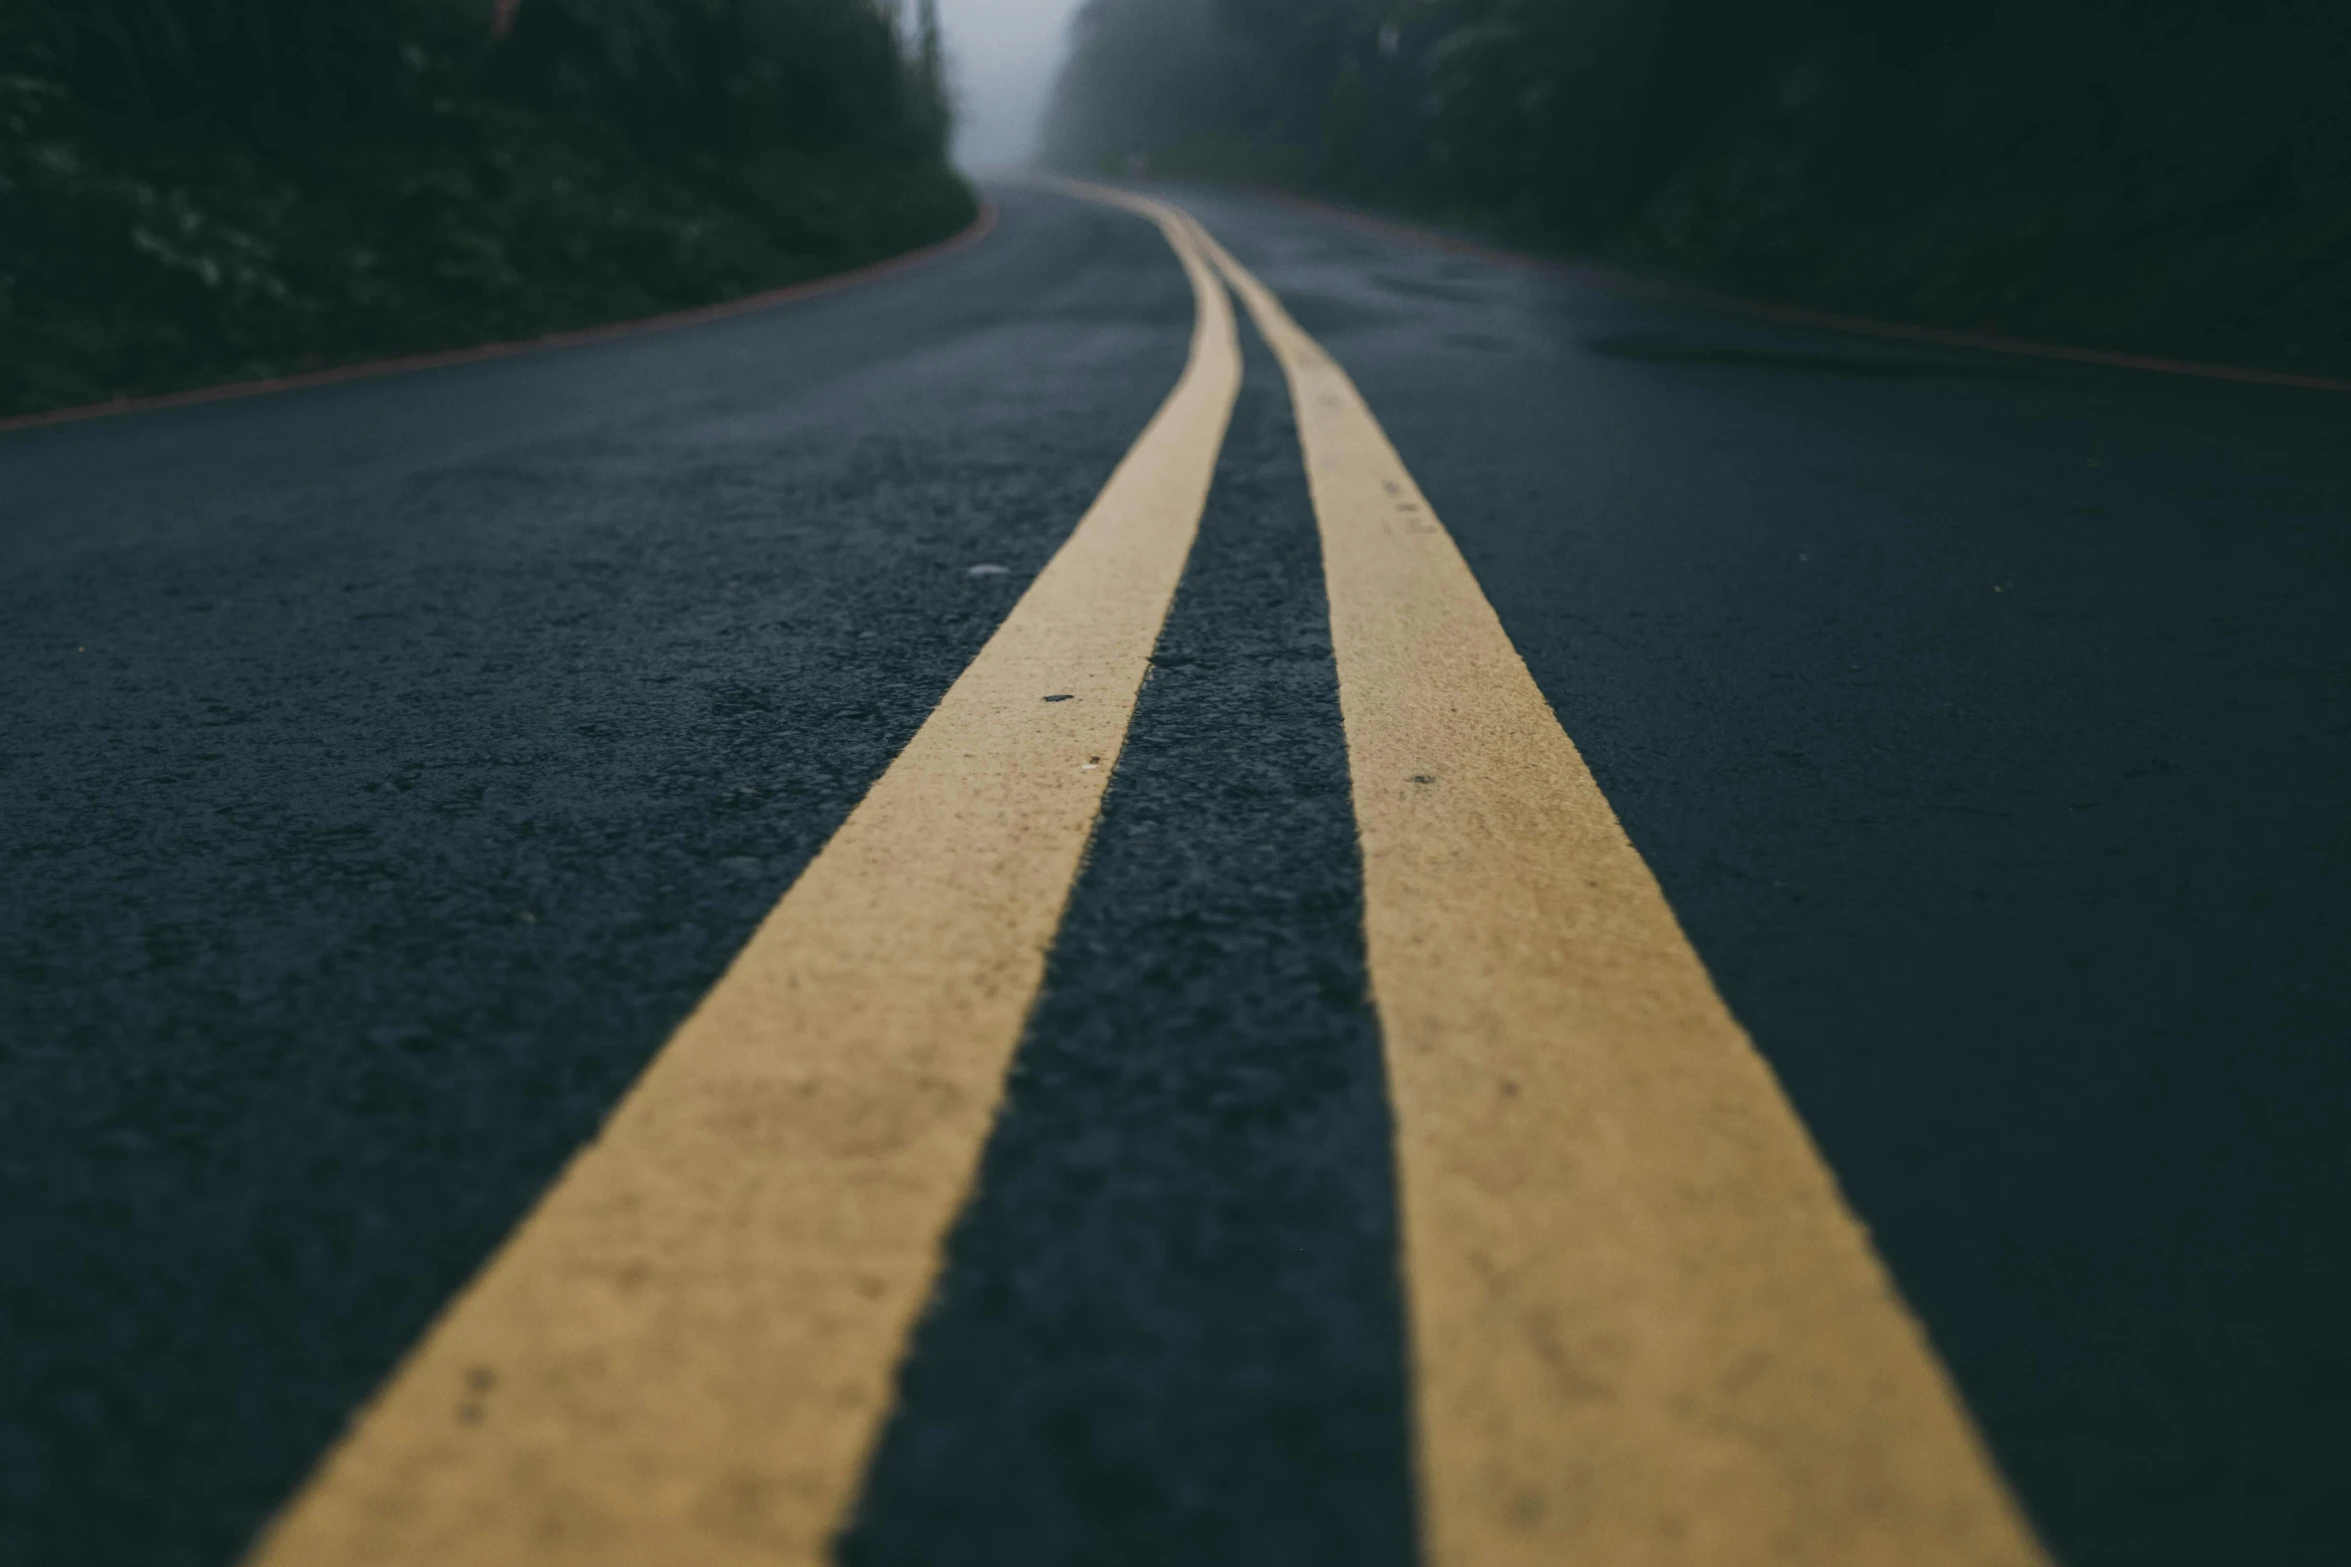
left=3, top=182, right=2346, bottom=1566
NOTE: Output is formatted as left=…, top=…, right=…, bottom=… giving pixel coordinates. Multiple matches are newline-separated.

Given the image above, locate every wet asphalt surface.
left=842, top=323, right=1416, bottom=1567
left=4, top=183, right=2348, bottom=1565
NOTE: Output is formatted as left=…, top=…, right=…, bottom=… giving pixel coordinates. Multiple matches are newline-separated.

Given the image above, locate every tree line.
left=1042, top=0, right=2351, bottom=371
left=1, top=0, right=970, bottom=414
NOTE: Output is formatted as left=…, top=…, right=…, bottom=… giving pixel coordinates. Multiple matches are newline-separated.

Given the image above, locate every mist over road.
left=938, top=0, right=1084, bottom=167
left=3, top=182, right=2345, bottom=1567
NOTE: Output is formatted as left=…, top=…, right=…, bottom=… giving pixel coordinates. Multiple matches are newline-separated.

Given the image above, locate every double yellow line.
left=251, top=192, right=2050, bottom=1566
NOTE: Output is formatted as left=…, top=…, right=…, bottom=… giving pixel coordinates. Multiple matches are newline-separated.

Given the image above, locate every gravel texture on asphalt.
left=1180, top=186, right=2351, bottom=1567
left=0, top=189, right=1187, bottom=1567
left=4, top=182, right=2348, bottom=1567
left=841, top=321, right=1418, bottom=1567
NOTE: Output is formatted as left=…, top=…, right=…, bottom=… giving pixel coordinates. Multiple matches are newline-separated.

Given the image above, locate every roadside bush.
left=493, top=0, right=947, bottom=158
left=1042, top=0, right=2351, bottom=373
left=3, top=0, right=476, bottom=129
left=0, top=0, right=971, bottom=416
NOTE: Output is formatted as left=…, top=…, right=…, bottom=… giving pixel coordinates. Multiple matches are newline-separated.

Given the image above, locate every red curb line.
left=1272, top=193, right=2351, bottom=395
left=0, top=202, right=1001, bottom=437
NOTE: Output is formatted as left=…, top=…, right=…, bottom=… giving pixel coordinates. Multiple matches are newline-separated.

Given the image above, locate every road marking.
left=247, top=192, right=1238, bottom=1567
left=1181, top=210, right=2054, bottom=1566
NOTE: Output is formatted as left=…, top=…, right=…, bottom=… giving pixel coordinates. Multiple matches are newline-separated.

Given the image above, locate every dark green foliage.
left=1043, top=0, right=2351, bottom=372
left=488, top=0, right=947, bottom=157
left=1041, top=0, right=1269, bottom=178
left=6, top=0, right=477, bottom=129
left=0, top=0, right=972, bottom=416
left=1626, top=0, right=2351, bottom=369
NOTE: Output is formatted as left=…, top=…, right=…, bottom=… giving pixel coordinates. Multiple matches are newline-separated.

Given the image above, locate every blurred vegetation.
left=0, top=0, right=973, bottom=416
left=1044, top=0, right=2351, bottom=374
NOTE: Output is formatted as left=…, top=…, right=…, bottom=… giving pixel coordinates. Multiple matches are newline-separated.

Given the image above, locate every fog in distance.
left=936, top=0, right=1086, bottom=168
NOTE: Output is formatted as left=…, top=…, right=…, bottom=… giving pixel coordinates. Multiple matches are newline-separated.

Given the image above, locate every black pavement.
left=3, top=182, right=2346, bottom=1566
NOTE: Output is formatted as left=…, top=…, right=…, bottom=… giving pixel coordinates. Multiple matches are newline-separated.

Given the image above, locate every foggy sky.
left=935, top=0, right=1087, bottom=168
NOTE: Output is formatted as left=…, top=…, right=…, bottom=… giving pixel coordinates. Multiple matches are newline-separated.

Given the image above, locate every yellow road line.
left=247, top=192, right=1239, bottom=1567
left=1183, top=210, right=2053, bottom=1567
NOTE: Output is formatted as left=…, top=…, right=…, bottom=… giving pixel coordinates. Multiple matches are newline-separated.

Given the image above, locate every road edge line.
left=1265, top=190, right=2351, bottom=394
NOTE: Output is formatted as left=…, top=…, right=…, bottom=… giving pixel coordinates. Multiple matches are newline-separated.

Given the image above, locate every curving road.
left=3, top=182, right=2346, bottom=1567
